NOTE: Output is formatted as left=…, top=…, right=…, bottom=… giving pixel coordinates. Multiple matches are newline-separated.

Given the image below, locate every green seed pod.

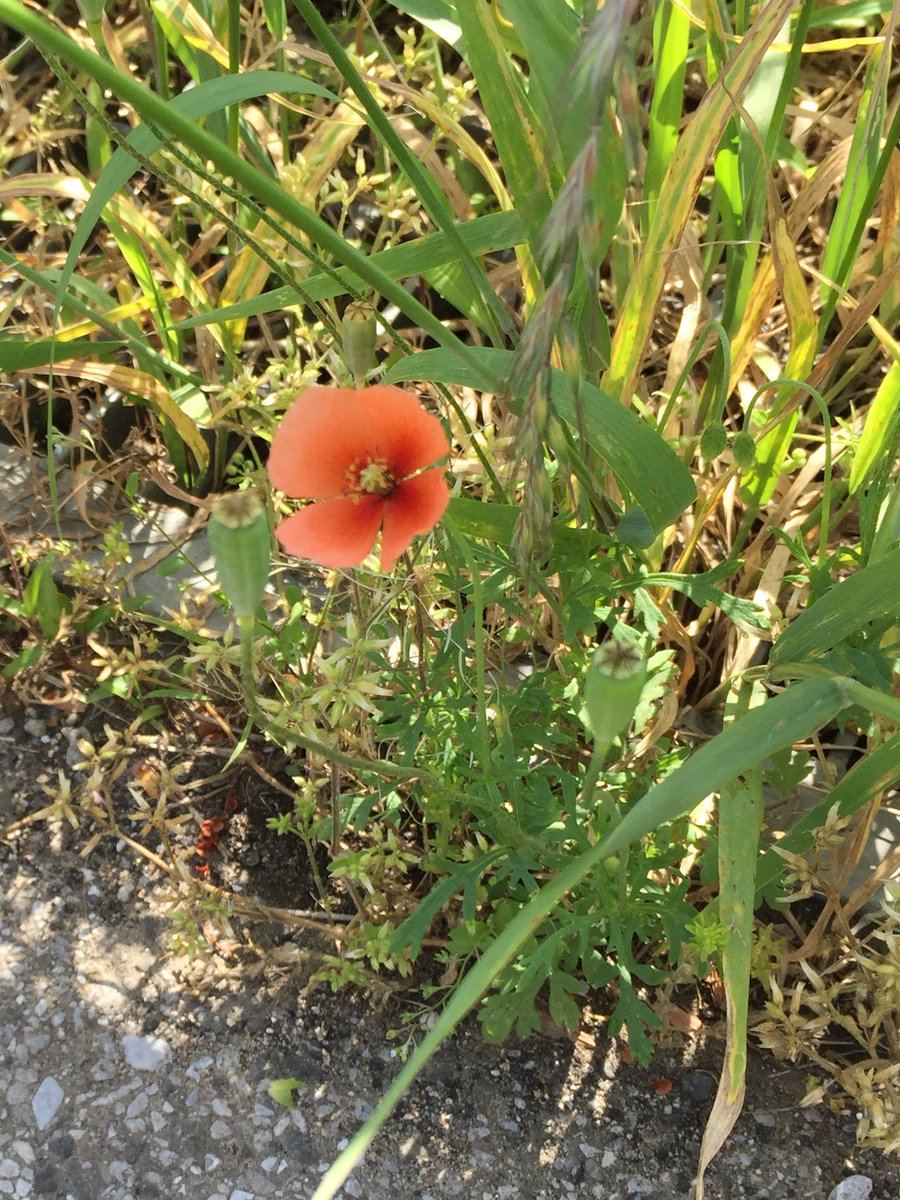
left=341, top=301, right=378, bottom=386
left=208, top=491, right=270, bottom=618
left=699, top=421, right=728, bottom=461
left=731, top=431, right=757, bottom=471
left=582, top=642, right=648, bottom=748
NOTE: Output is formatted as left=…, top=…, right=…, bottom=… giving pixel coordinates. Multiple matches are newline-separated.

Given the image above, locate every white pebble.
left=121, top=1034, right=171, bottom=1071
left=31, top=1077, right=64, bottom=1130
left=828, top=1178, right=873, bottom=1200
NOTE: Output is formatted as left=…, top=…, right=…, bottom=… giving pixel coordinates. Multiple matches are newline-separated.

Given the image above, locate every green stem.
left=226, top=0, right=241, bottom=268
left=443, top=517, right=492, bottom=779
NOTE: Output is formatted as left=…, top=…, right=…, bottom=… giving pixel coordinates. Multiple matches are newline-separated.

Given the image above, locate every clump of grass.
left=1, top=2, right=898, bottom=1197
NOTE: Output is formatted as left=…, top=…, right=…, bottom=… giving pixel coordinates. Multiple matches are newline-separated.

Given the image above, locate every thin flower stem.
left=443, top=517, right=493, bottom=782
left=579, top=745, right=621, bottom=832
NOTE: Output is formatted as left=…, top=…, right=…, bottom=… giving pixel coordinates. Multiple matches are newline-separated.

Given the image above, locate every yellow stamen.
left=345, top=456, right=395, bottom=497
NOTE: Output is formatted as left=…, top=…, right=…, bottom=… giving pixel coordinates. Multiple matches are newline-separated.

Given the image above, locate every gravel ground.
left=1, top=718, right=899, bottom=1200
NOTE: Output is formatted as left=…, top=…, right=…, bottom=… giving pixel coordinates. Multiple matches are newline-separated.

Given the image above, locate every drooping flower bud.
left=699, top=422, right=728, bottom=461
left=341, top=301, right=378, bottom=387
left=208, top=490, right=270, bottom=618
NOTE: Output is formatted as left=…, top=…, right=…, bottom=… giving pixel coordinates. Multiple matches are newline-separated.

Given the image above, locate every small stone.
left=33, top=1164, right=61, bottom=1196
left=754, top=1109, right=776, bottom=1126
left=828, top=1177, right=873, bottom=1200
left=126, top=1092, right=149, bottom=1118
left=31, top=1077, right=64, bottom=1130
left=121, top=1034, right=171, bottom=1070
left=344, top=1178, right=363, bottom=1198
left=23, top=718, right=46, bottom=738
left=229, top=1191, right=255, bottom=1200
left=0, top=1164, right=17, bottom=1181
left=11, top=1146, right=33, bottom=1167
left=680, top=1070, right=716, bottom=1104
left=0, top=716, right=15, bottom=734
left=210, top=1120, right=232, bottom=1139
left=48, top=1135, right=74, bottom=1159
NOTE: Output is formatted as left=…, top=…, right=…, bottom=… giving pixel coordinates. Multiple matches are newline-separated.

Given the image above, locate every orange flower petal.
left=274, top=496, right=384, bottom=569
left=267, top=387, right=376, bottom=499
left=379, top=469, right=450, bottom=571
left=359, top=387, right=450, bottom=479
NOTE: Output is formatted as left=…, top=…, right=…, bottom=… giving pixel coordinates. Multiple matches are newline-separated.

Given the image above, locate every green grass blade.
left=818, top=36, right=892, bottom=331
left=384, top=346, right=696, bottom=533
left=696, top=681, right=765, bottom=1199
left=489, top=0, right=582, bottom=166
left=57, top=70, right=337, bottom=343
left=0, top=337, right=122, bottom=370
left=166, top=210, right=525, bottom=332
left=601, top=0, right=797, bottom=404
left=770, top=544, right=900, bottom=666
left=453, top=0, right=556, bottom=248
left=310, top=677, right=851, bottom=1200
left=387, top=0, right=463, bottom=49
left=849, top=358, right=900, bottom=494
left=645, top=0, right=691, bottom=213
left=291, top=0, right=512, bottom=342
left=0, top=246, right=203, bottom=388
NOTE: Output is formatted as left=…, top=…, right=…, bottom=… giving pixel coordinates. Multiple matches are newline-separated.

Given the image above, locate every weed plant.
left=0, top=0, right=898, bottom=1194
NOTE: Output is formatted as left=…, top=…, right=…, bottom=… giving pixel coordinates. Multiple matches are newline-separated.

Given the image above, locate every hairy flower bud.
left=731, top=431, right=757, bottom=472
left=208, top=491, right=270, bottom=618
left=342, top=301, right=378, bottom=387
left=699, top=421, right=728, bottom=461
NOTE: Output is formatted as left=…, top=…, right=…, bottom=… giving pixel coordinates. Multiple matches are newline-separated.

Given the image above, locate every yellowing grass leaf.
left=23, top=359, right=209, bottom=468
left=105, top=193, right=228, bottom=352
left=0, top=173, right=90, bottom=204
left=218, top=99, right=365, bottom=345
left=150, top=0, right=229, bottom=68
left=743, top=160, right=818, bottom=506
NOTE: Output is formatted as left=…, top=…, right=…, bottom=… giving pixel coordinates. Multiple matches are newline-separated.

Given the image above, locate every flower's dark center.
left=344, top=456, right=396, bottom=499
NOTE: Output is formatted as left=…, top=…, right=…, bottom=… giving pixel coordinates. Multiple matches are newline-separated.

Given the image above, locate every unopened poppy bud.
left=208, top=491, right=270, bottom=618
left=342, top=301, right=378, bottom=387
left=699, top=422, right=728, bottom=460
left=582, top=642, right=648, bottom=748
left=731, top=431, right=757, bottom=471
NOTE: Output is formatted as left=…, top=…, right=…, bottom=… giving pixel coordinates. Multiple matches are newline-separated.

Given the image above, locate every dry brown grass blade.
left=729, top=141, right=851, bottom=391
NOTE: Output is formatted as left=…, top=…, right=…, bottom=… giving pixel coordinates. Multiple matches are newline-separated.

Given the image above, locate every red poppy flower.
left=267, top=386, right=450, bottom=571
